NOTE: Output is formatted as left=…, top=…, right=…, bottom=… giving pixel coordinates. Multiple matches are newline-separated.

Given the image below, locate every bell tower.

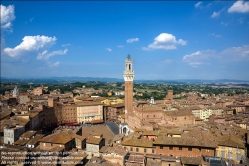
left=123, top=54, right=134, bottom=118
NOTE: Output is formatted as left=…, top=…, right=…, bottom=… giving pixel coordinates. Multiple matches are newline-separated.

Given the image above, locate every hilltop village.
left=1, top=55, right=249, bottom=166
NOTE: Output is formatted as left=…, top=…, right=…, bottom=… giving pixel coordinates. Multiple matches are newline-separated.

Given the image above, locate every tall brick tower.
left=123, top=54, right=134, bottom=118
left=167, top=90, right=173, bottom=100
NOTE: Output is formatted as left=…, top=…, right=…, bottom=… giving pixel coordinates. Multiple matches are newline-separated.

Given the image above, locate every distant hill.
left=1, top=77, right=249, bottom=85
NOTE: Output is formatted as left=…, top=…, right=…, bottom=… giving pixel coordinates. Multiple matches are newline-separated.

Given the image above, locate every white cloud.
left=183, top=51, right=202, bottom=61
left=126, top=38, right=139, bottom=43
left=211, top=11, right=220, bottom=18
left=182, top=50, right=216, bottom=67
left=37, top=49, right=68, bottom=60
left=228, top=0, right=249, bottom=13
left=210, top=33, right=222, bottom=38
left=50, top=62, right=60, bottom=67
left=183, top=45, right=249, bottom=67
left=221, top=45, right=249, bottom=59
left=117, top=45, right=124, bottom=48
left=4, top=35, right=57, bottom=57
left=178, top=39, right=187, bottom=45
left=221, top=22, right=228, bottom=26
left=1, top=5, right=15, bottom=30
left=195, top=2, right=202, bottom=8
left=142, top=33, right=187, bottom=51
left=106, top=48, right=112, bottom=52
left=189, top=62, right=203, bottom=67
left=62, top=43, right=70, bottom=47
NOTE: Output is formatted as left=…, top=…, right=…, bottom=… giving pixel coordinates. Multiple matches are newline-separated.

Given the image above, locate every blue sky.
left=1, top=1, right=249, bottom=80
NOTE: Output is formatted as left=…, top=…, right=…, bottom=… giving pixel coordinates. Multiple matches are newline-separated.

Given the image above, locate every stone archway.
left=123, top=127, right=127, bottom=134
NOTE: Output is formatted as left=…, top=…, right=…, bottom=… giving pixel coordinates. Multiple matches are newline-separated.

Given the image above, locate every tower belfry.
left=123, top=54, right=134, bottom=117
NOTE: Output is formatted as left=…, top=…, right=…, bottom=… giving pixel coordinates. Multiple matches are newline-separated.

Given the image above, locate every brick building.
left=154, top=129, right=217, bottom=157
left=33, top=87, right=44, bottom=96
left=39, top=132, right=74, bottom=151
left=55, top=103, right=77, bottom=124
left=104, top=103, right=125, bottom=123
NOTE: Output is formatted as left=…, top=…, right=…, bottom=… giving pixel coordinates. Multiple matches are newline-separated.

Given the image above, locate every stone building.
left=4, top=125, right=25, bottom=145
left=19, top=92, right=29, bottom=104
left=102, top=145, right=128, bottom=166
left=86, top=133, right=105, bottom=158
left=76, top=102, right=103, bottom=124
left=215, top=135, right=246, bottom=164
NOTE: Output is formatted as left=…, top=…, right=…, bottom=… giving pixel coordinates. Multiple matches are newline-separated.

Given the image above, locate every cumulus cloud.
left=50, top=62, right=60, bottom=67
left=126, top=38, right=139, bottom=43
left=211, top=11, right=220, bottom=18
left=106, top=48, right=112, bottom=52
left=195, top=2, right=202, bottom=8
left=183, top=45, right=249, bottom=67
left=228, top=0, right=249, bottom=13
left=37, top=49, right=68, bottom=60
left=142, top=33, right=187, bottom=51
left=1, top=4, right=15, bottom=30
left=4, top=35, right=57, bottom=57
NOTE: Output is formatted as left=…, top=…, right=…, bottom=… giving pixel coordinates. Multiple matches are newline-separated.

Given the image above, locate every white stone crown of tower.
left=123, top=54, right=134, bottom=82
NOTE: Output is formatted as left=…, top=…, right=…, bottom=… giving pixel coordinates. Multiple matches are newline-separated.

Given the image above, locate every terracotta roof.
left=102, top=145, right=128, bottom=156
left=112, top=134, right=125, bottom=141
left=142, top=130, right=158, bottom=136
left=20, top=130, right=37, bottom=138
left=181, top=156, right=203, bottom=165
left=164, top=110, right=193, bottom=116
left=60, top=152, right=87, bottom=166
left=81, top=126, right=114, bottom=140
left=91, top=119, right=104, bottom=124
left=99, top=146, right=109, bottom=153
left=73, top=134, right=86, bottom=141
left=39, top=132, right=73, bottom=144
left=218, top=139, right=244, bottom=149
left=126, top=154, right=144, bottom=163
left=122, top=138, right=154, bottom=148
left=154, top=128, right=217, bottom=148
left=0, top=110, right=11, bottom=119
left=27, top=134, right=45, bottom=145
left=14, top=139, right=29, bottom=145
left=86, top=137, right=103, bottom=145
